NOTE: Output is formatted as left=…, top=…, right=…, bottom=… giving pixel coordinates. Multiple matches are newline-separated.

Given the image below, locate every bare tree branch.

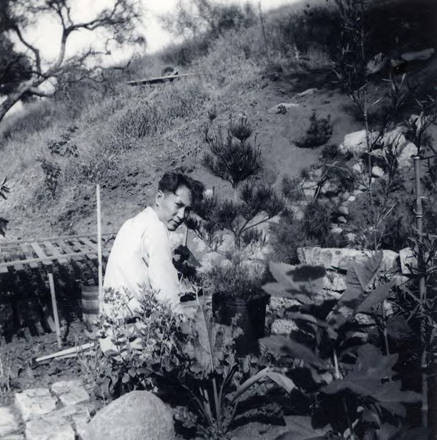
left=11, top=24, right=42, bottom=74
left=0, top=0, right=142, bottom=124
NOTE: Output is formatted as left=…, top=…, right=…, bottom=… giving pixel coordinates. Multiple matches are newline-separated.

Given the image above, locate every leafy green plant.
left=203, top=115, right=261, bottom=190
left=295, top=112, right=333, bottom=149
left=261, top=253, right=421, bottom=439
left=38, top=159, right=61, bottom=198
left=93, top=286, right=296, bottom=439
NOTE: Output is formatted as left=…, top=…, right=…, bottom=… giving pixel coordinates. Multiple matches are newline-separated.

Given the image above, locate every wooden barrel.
left=81, top=285, right=99, bottom=327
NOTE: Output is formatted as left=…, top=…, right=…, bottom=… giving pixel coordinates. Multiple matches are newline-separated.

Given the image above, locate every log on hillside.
left=126, top=73, right=198, bottom=86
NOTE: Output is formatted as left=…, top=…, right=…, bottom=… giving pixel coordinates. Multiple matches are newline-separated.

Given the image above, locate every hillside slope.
left=0, top=0, right=435, bottom=241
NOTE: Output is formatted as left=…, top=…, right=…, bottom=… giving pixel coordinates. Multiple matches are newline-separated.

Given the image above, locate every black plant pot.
left=212, top=293, right=269, bottom=356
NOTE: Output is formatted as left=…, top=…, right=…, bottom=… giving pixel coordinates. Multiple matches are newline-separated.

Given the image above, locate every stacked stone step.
left=0, top=380, right=93, bottom=440
left=268, top=247, right=401, bottom=336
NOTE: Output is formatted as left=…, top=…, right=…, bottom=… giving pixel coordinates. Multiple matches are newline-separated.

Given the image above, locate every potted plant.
left=188, top=114, right=284, bottom=354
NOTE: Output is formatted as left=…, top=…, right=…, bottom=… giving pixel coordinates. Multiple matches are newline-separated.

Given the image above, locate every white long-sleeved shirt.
left=102, top=207, right=181, bottom=313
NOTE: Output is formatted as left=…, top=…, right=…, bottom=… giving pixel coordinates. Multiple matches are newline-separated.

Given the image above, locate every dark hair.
left=158, top=171, right=204, bottom=205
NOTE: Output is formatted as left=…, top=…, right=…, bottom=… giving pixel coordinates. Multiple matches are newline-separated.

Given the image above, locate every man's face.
left=156, top=185, right=192, bottom=231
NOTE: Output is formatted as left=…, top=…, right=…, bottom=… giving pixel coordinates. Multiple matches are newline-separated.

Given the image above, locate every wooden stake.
left=184, top=224, right=189, bottom=247
left=96, top=184, right=103, bottom=302
left=48, top=273, right=62, bottom=348
left=35, top=342, right=94, bottom=363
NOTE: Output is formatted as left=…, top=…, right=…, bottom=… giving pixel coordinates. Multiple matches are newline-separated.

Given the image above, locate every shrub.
left=295, top=112, right=333, bottom=149
left=38, top=158, right=61, bottom=198
left=89, top=286, right=293, bottom=439
left=203, top=115, right=261, bottom=189
left=281, top=176, right=305, bottom=203
left=261, top=255, right=421, bottom=439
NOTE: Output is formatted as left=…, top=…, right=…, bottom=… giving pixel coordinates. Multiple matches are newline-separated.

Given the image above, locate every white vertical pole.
left=96, top=184, right=103, bottom=302
left=48, top=273, right=62, bottom=348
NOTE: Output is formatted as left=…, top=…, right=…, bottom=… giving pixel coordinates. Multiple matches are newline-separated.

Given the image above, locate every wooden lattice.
left=0, top=233, right=115, bottom=274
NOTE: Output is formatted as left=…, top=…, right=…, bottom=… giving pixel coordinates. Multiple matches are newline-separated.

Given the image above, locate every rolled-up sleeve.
left=142, top=220, right=181, bottom=308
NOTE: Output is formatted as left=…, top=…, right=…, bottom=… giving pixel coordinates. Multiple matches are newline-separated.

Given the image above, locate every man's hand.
left=173, top=244, right=192, bottom=263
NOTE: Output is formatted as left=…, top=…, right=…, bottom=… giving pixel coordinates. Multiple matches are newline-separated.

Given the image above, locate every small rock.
left=371, top=166, right=384, bottom=178
left=51, top=380, right=90, bottom=407
left=352, top=162, right=363, bottom=173
left=399, top=247, right=416, bottom=275
left=330, top=226, right=343, bottom=234
left=337, top=205, right=349, bottom=216
left=345, top=232, right=357, bottom=243
left=341, top=191, right=351, bottom=201
left=15, top=388, right=58, bottom=421
left=347, top=195, right=356, bottom=203
left=72, top=411, right=91, bottom=440
left=339, top=130, right=377, bottom=155
left=323, top=271, right=347, bottom=292
left=25, top=416, right=75, bottom=440
left=296, top=88, right=318, bottom=97
left=271, top=319, right=298, bottom=335
left=0, top=407, right=20, bottom=436
left=320, top=181, right=339, bottom=196
left=337, top=216, right=348, bottom=224
left=83, top=391, right=175, bottom=440
left=303, top=187, right=316, bottom=199
left=382, top=127, right=406, bottom=149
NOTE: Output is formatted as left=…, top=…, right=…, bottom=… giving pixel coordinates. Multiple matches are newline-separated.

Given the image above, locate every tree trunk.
left=0, top=78, right=44, bottom=124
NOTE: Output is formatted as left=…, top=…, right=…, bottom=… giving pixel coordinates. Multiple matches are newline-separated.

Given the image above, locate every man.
left=102, top=171, right=203, bottom=316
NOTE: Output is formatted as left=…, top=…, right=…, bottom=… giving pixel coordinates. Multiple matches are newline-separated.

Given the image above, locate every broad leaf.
left=386, top=316, right=412, bottom=340
left=393, top=427, right=430, bottom=440
left=265, top=262, right=326, bottom=302
left=340, top=251, right=383, bottom=307
left=356, top=281, right=394, bottom=314
left=259, top=336, right=323, bottom=368
left=274, top=416, right=329, bottom=440
left=233, top=367, right=296, bottom=402
left=264, top=371, right=296, bottom=393
left=372, top=381, right=421, bottom=417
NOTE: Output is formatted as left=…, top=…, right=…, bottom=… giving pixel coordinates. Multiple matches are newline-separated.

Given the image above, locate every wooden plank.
left=10, top=247, right=25, bottom=271
left=0, top=251, right=89, bottom=270
left=1, top=232, right=116, bottom=246
left=30, top=242, right=52, bottom=266
left=48, top=273, right=62, bottom=348
left=56, top=240, right=81, bottom=261
left=78, top=237, right=97, bottom=259
left=43, top=241, right=68, bottom=264
left=126, top=73, right=195, bottom=86
left=20, top=243, right=39, bottom=269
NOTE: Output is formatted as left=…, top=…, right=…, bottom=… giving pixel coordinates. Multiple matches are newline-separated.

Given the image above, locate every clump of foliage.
left=295, top=112, right=333, bottom=149
left=38, top=159, right=61, bottom=198
left=203, top=115, right=261, bottom=189
left=261, top=253, right=422, bottom=439
left=90, top=287, right=295, bottom=439
left=47, top=126, right=79, bottom=158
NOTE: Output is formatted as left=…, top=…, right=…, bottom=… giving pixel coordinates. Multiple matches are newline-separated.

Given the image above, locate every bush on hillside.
left=295, top=112, right=333, bottom=149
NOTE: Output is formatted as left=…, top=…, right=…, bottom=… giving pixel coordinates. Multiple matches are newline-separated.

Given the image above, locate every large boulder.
left=83, top=391, right=175, bottom=440
left=338, top=130, right=377, bottom=155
